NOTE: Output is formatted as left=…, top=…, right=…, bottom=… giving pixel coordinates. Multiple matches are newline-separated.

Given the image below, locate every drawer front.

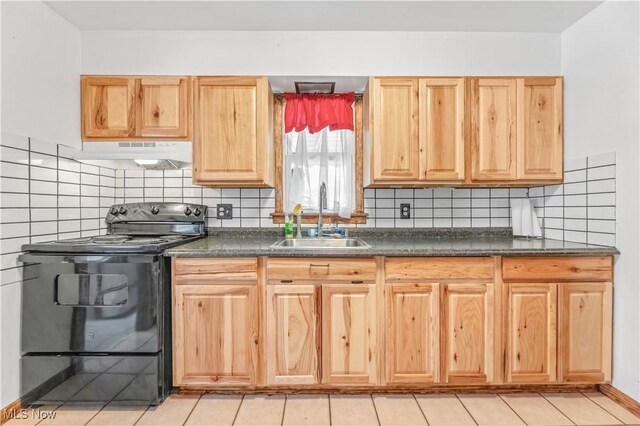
left=173, top=258, right=258, bottom=284
left=267, top=258, right=376, bottom=281
left=386, top=257, right=494, bottom=281
left=503, top=257, right=612, bottom=282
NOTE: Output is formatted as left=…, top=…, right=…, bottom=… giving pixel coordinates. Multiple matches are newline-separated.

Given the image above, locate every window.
left=284, top=127, right=355, bottom=218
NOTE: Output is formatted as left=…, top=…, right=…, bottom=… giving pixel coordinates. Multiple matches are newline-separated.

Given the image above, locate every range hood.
left=72, top=141, right=192, bottom=169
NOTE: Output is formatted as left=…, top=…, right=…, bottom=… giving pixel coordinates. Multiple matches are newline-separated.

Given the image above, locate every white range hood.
left=72, top=141, right=192, bottom=168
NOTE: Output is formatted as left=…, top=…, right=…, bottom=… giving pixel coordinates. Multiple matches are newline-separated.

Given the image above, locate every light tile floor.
left=5, top=392, right=639, bottom=426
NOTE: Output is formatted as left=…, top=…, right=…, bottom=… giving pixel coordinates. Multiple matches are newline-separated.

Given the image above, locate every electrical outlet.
left=216, top=204, right=233, bottom=219
left=400, top=203, right=411, bottom=219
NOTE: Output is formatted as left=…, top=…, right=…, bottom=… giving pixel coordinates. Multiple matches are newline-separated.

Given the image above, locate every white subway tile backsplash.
left=588, top=206, right=616, bottom=220
left=0, top=223, right=29, bottom=239
left=587, top=232, right=616, bottom=246
left=1, top=146, right=30, bottom=164
left=0, top=209, right=24, bottom=224
left=587, top=165, right=615, bottom=181
left=57, top=170, right=78, bottom=184
left=565, top=157, right=586, bottom=172
left=588, top=193, right=615, bottom=206
left=31, top=209, right=57, bottom=222
left=1, top=162, right=29, bottom=179
left=1, top=237, right=29, bottom=255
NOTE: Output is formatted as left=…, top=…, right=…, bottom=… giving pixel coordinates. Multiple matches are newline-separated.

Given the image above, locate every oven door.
left=20, top=254, right=162, bottom=354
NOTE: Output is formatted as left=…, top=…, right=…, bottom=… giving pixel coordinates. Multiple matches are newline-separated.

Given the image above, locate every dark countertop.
left=164, top=228, right=619, bottom=257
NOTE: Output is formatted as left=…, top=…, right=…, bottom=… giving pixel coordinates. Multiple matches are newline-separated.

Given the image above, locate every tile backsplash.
left=530, top=152, right=616, bottom=247
left=0, top=134, right=116, bottom=287
left=0, top=130, right=618, bottom=289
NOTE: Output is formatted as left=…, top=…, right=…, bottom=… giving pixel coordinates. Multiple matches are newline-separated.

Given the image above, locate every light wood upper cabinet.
left=517, top=78, right=563, bottom=180
left=419, top=78, right=466, bottom=181
left=505, top=283, right=557, bottom=383
left=559, top=282, right=612, bottom=383
left=266, top=284, right=320, bottom=385
left=322, top=283, right=377, bottom=385
left=135, top=77, right=190, bottom=138
left=386, top=283, right=439, bottom=384
left=369, top=78, right=420, bottom=182
left=441, top=283, right=494, bottom=383
left=82, top=76, right=191, bottom=141
left=470, top=78, right=518, bottom=181
left=173, top=283, right=258, bottom=387
left=193, top=76, right=274, bottom=187
left=82, top=77, right=135, bottom=139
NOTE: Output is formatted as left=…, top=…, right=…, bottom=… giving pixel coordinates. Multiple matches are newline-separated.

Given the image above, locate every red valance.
left=284, top=92, right=355, bottom=134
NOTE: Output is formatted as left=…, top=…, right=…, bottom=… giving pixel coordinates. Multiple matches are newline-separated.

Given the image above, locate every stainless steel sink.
left=270, top=238, right=371, bottom=249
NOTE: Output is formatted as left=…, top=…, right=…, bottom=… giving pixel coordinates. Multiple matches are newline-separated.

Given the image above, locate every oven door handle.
left=19, top=254, right=160, bottom=264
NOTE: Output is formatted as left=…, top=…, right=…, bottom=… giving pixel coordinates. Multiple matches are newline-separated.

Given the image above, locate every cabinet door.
left=441, top=283, right=494, bottom=383
left=193, top=76, right=271, bottom=184
left=371, top=78, right=420, bottom=182
left=82, top=76, right=135, bottom=139
left=559, top=282, right=612, bottom=383
left=322, top=283, right=377, bottom=385
left=135, top=77, right=190, bottom=138
left=266, top=284, right=320, bottom=385
left=419, top=78, right=465, bottom=181
left=517, top=78, right=563, bottom=180
left=470, top=78, right=517, bottom=181
left=173, top=284, right=258, bottom=386
left=505, top=283, right=557, bottom=383
left=386, top=283, right=439, bottom=384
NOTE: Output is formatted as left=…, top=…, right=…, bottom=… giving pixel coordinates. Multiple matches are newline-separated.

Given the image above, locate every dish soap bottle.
left=284, top=212, right=294, bottom=239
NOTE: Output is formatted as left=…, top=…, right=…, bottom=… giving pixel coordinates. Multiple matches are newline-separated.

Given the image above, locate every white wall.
left=562, top=0, right=640, bottom=400
left=81, top=31, right=560, bottom=76
left=1, top=1, right=82, bottom=148
left=0, top=1, right=81, bottom=408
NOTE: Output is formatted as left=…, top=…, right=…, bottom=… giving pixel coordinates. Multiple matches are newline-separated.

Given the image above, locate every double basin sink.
left=270, top=238, right=370, bottom=249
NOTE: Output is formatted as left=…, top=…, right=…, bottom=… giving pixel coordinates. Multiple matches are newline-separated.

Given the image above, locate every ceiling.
left=46, top=1, right=603, bottom=33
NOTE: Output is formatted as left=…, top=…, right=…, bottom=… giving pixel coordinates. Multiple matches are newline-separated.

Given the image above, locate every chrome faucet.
left=317, top=182, right=327, bottom=237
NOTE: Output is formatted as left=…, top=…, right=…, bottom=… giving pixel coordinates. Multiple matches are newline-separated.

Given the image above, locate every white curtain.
left=284, top=127, right=355, bottom=218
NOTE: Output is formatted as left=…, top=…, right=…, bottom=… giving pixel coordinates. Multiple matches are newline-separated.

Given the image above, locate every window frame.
left=271, top=95, right=367, bottom=224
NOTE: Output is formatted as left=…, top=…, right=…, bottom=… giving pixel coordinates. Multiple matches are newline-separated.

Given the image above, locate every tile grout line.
left=454, top=394, right=479, bottom=426
left=280, top=394, right=287, bottom=426
left=412, top=394, right=431, bottom=426
left=231, top=394, right=245, bottom=426
left=534, top=391, right=577, bottom=426
left=582, top=392, right=630, bottom=425
left=181, top=393, right=203, bottom=426
left=327, top=394, right=332, bottom=426
left=496, top=393, right=531, bottom=426
left=370, top=395, right=382, bottom=426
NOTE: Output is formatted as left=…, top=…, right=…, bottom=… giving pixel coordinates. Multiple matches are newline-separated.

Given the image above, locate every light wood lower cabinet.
left=322, top=283, right=377, bottom=385
left=172, top=256, right=613, bottom=390
left=386, top=283, right=439, bottom=384
left=559, top=282, right=612, bottom=383
left=441, top=283, right=495, bottom=384
left=505, top=283, right=557, bottom=383
left=266, top=284, right=320, bottom=385
left=173, top=283, right=258, bottom=386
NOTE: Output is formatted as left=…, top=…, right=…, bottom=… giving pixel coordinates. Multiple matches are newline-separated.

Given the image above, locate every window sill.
left=270, top=212, right=368, bottom=225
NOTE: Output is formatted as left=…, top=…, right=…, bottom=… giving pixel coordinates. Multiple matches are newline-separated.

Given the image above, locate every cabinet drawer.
left=173, top=258, right=258, bottom=284
left=386, top=257, right=494, bottom=281
left=502, top=257, right=612, bottom=282
left=267, top=258, right=376, bottom=281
